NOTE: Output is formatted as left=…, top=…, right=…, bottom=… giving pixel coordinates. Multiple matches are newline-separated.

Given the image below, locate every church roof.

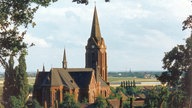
left=50, top=68, right=79, bottom=89
left=34, top=72, right=50, bottom=87
left=69, top=70, right=93, bottom=88
left=90, top=6, right=102, bottom=42
left=34, top=67, right=109, bottom=89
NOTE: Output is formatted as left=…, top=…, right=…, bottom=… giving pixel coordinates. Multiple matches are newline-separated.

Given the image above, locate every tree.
left=60, top=93, right=80, bottom=108
left=123, top=101, right=130, bottom=108
left=144, top=86, right=170, bottom=108
left=9, top=96, right=23, bottom=108
left=72, top=0, right=110, bottom=5
left=126, top=86, right=141, bottom=96
left=31, top=99, right=43, bottom=108
left=167, top=89, right=185, bottom=108
left=157, top=3, right=192, bottom=106
left=94, top=96, right=108, bottom=108
left=3, top=50, right=29, bottom=108
left=3, top=55, right=16, bottom=107
left=15, top=50, right=29, bottom=106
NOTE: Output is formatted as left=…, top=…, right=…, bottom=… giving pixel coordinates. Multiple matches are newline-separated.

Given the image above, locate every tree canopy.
left=157, top=4, right=192, bottom=107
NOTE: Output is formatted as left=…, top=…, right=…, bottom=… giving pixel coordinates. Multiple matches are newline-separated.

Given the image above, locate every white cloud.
left=136, top=29, right=178, bottom=49
left=22, top=0, right=192, bottom=72
left=143, top=0, right=191, bottom=21
left=24, top=34, right=51, bottom=48
left=34, top=5, right=92, bottom=24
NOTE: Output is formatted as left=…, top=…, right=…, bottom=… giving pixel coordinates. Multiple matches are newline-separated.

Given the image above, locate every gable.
left=34, top=72, right=50, bottom=87
left=69, top=72, right=92, bottom=88
left=68, top=69, right=93, bottom=88
left=51, top=68, right=79, bottom=89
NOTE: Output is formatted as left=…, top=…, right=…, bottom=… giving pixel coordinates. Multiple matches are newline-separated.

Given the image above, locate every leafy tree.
left=94, top=95, right=108, bottom=108
left=126, top=86, right=141, bottom=96
left=157, top=2, right=192, bottom=106
left=144, top=86, right=170, bottom=108
left=9, top=96, right=24, bottom=108
left=123, top=101, right=130, bottom=108
left=72, top=0, right=109, bottom=5
left=167, top=89, right=185, bottom=108
left=3, top=51, right=29, bottom=108
left=31, top=99, right=43, bottom=108
left=60, top=93, right=80, bottom=108
left=1, top=0, right=57, bottom=106
left=3, top=55, right=16, bottom=107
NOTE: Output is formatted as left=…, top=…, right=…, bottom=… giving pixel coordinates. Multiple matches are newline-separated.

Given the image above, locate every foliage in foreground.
left=3, top=51, right=28, bottom=108
left=31, top=99, right=43, bottom=108
left=60, top=93, right=80, bottom=108
left=94, top=95, right=108, bottom=108
left=157, top=3, right=192, bottom=107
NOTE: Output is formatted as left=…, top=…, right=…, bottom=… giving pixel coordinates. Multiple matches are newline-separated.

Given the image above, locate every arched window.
left=105, top=90, right=107, bottom=97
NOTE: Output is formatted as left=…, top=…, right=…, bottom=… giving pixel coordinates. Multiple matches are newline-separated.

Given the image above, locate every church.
left=33, top=7, right=111, bottom=108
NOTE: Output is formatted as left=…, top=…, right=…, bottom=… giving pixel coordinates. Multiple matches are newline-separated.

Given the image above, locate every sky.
left=1, top=0, right=192, bottom=72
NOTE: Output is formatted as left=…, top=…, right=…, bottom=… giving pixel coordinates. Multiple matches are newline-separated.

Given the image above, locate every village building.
left=33, top=7, right=111, bottom=108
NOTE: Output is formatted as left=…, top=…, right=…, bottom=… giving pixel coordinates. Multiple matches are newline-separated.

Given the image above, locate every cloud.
left=132, top=29, right=178, bottom=49
left=24, top=34, right=51, bottom=48
left=34, top=5, right=92, bottom=24
left=22, top=0, right=191, bottom=72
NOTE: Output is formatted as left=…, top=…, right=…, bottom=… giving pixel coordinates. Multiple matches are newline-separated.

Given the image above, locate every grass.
left=108, top=77, right=158, bottom=82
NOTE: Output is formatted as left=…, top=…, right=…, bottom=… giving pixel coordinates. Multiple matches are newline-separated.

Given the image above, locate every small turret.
left=62, top=49, right=67, bottom=69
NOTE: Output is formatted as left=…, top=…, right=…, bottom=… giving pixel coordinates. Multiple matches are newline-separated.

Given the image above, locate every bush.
left=60, top=93, right=80, bottom=108
left=94, top=96, right=108, bottom=108
left=32, top=99, right=42, bottom=108
left=10, top=96, right=24, bottom=108
left=123, top=101, right=130, bottom=108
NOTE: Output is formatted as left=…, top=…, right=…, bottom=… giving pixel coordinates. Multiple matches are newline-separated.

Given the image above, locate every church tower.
left=85, top=7, right=108, bottom=82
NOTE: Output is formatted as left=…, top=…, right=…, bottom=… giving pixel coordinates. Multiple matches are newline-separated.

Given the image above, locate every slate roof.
left=34, top=72, right=50, bottom=87
left=50, top=68, right=79, bottom=89
left=69, top=72, right=92, bottom=88
left=34, top=68, right=109, bottom=90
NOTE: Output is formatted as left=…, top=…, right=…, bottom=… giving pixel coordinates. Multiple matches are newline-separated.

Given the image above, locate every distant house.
left=33, top=7, right=111, bottom=108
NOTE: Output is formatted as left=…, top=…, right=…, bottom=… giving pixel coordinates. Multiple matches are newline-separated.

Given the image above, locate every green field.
left=108, top=77, right=158, bottom=82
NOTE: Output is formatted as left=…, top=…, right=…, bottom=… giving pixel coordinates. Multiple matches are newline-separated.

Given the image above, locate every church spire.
left=42, top=64, right=45, bottom=72
left=62, top=49, right=67, bottom=69
left=90, top=6, right=101, bottom=41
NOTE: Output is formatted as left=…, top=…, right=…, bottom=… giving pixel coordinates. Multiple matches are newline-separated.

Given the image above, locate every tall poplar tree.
left=3, top=55, right=16, bottom=107
left=15, top=50, right=28, bottom=106
left=3, top=50, right=28, bottom=108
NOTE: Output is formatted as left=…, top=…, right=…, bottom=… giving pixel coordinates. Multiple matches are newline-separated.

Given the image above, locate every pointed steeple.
left=42, top=64, right=45, bottom=72
left=62, top=49, right=67, bottom=69
left=91, top=6, right=102, bottom=41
